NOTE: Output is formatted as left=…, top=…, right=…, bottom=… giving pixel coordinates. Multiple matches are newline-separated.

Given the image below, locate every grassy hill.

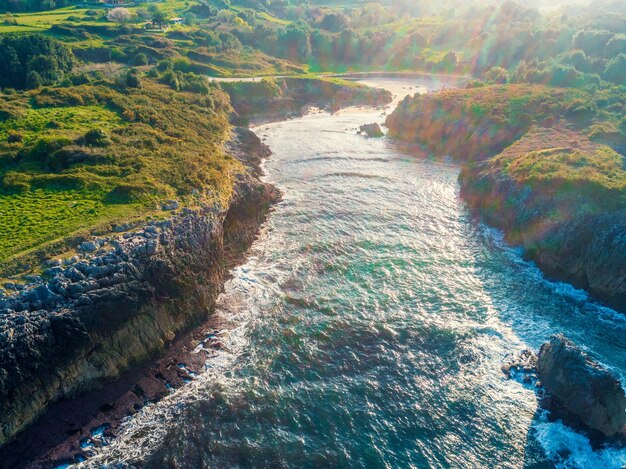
left=0, top=78, right=238, bottom=271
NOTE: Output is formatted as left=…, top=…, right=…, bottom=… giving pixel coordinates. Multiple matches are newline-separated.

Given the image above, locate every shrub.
left=27, top=137, right=72, bottom=162
left=184, top=12, right=197, bottom=26
left=157, top=58, right=173, bottom=72
left=7, top=130, right=23, bottom=143
left=80, top=129, right=111, bottom=147
left=110, top=48, right=128, bottom=63
left=26, top=71, right=44, bottom=89
left=134, top=53, right=149, bottom=66
left=122, top=70, right=142, bottom=88
left=485, top=66, right=508, bottom=84
left=604, top=54, right=626, bottom=86
left=2, top=172, right=30, bottom=193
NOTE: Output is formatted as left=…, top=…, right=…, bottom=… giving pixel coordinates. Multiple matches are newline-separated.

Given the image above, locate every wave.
left=533, top=411, right=626, bottom=469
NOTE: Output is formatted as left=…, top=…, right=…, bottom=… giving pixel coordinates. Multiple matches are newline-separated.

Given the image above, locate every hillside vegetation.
left=387, top=84, right=625, bottom=157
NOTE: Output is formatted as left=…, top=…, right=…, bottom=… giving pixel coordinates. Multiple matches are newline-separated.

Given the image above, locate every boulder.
left=162, top=200, right=180, bottom=211
left=537, top=334, right=626, bottom=436
left=359, top=123, right=384, bottom=138
left=78, top=241, right=98, bottom=253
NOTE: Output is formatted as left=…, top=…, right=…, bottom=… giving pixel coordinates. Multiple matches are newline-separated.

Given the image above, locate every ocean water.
left=79, top=78, right=626, bottom=469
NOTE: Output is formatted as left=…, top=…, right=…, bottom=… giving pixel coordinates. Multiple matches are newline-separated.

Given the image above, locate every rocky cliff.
left=386, top=85, right=626, bottom=312
left=0, top=127, right=280, bottom=448
left=458, top=127, right=626, bottom=312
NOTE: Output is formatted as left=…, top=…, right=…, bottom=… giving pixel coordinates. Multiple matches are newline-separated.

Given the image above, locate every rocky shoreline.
left=459, top=158, right=626, bottom=313
left=0, top=127, right=280, bottom=467
left=0, top=77, right=392, bottom=468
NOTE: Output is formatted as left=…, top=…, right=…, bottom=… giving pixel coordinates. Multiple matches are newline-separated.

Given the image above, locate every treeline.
left=224, top=0, right=626, bottom=85
left=0, top=0, right=72, bottom=12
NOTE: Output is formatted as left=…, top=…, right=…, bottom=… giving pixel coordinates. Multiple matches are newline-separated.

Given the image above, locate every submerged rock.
left=358, top=123, right=384, bottom=138
left=537, top=334, right=626, bottom=437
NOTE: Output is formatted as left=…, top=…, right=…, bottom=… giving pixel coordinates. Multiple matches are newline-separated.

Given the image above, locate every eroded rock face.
left=537, top=334, right=626, bottom=436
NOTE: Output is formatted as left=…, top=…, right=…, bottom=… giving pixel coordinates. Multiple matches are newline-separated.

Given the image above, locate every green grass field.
left=0, top=79, right=239, bottom=267
left=0, top=188, right=144, bottom=260
left=0, top=105, right=123, bottom=143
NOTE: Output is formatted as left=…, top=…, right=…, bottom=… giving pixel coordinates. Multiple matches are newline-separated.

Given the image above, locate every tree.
left=573, top=30, right=614, bottom=58
left=183, top=12, right=196, bottom=26
left=151, top=9, right=168, bottom=29
left=0, top=34, right=74, bottom=89
left=190, top=2, right=217, bottom=18
left=319, top=12, right=349, bottom=32
left=604, top=54, right=626, bottom=86
left=28, top=54, right=61, bottom=82
left=281, top=19, right=311, bottom=61
left=107, top=7, right=133, bottom=24
left=216, top=9, right=235, bottom=23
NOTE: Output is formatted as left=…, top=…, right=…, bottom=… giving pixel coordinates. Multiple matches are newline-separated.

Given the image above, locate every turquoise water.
left=82, top=78, right=626, bottom=468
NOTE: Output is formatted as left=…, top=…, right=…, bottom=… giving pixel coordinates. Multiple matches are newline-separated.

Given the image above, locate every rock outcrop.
left=537, top=334, right=626, bottom=437
left=359, top=123, right=384, bottom=138
left=0, top=127, right=280, bottom=448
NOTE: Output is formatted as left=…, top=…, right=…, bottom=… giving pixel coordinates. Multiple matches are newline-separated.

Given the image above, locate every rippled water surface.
left=84, top=78, right=626, bottom=468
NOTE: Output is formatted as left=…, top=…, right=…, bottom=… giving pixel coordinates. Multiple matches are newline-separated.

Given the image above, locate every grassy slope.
left=386, top=84, right=625, bottom=208
left=388, top=85, right=600, bottom=157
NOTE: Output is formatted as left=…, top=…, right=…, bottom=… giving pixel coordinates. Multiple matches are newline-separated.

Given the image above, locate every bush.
left=80, top=129, right=111, bottom=147
left=110, top=48, right=128, bottom=63
left=134, top=53, right=149, bottom=66
left=123, top=70, right=142, bottom=88
left=26, top=71, right=44, bottom=89
left=74, top=46, right=112, bottom=63
left=604, top=54, right=626, bottom=86
left=7, top=130, right=23, bottom=143
left=2, top=172, right=30, bottom=193
left=184, top=12, right=197, bottom=26
left=27, top=137, right=73, bottom=162
left=485, top=66, right=508, bottom=84
left=156, top=58, right=173, bottom=72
